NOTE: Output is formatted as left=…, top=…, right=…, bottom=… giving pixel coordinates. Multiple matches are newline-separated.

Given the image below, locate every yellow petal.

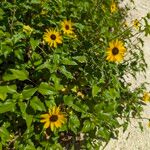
left=44, top=121, right=50, bottom=129
left=40, top=114, right=50, bottom=119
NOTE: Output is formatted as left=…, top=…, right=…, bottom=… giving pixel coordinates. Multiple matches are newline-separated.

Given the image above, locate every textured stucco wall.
left=104, top=0, right=150, bottom=150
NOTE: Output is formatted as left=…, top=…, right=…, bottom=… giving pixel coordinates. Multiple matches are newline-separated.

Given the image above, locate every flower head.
left=133, top=19, right=140, bottom=29
left=106, top=39, right=126, bottom=62
left=143, top=92, right=150, bottom=102
left=61, top=20, right=74, bottom=35
left=110, top=1, right=117, bottom=13
left=43, top=29, right=62, bottom=48
left=40, top=106, right=66, bottom=131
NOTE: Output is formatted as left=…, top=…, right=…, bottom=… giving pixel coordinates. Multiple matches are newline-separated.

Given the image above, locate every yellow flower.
left=61, top=20, right=74, bottom=35
left=133, top=19, right=140, bottom=29
left=110, top=1, right=117, bottom=13
left=77, top=91, right=85, bottom=99
left=43, top=29, right=62, bottom=48
left=23, top=25, right=33, bottom=35
left=143, top=92, right=150, bottom=102
left=40, top=106, right=66, bottom=131
left=106, top=39, right=126, bottom=62
left=123, top=21, right=128, bottom=28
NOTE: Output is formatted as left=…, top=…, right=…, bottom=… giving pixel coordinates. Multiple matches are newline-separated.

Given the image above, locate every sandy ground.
left=104, top=0, right=150, bottom=150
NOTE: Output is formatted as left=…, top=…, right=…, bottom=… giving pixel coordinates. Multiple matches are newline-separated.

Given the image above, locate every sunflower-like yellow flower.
left=143, top=92, right=150, bottom=102
left=40, top=106, right=66, bottom=131
left=133, top=19, right=140, bottom=29
left=61, top=20, right=74, bottom=35
left=106, top=39, right=126, bottom=62
left=43, top=29, right=62, bottom=48
left=110, top=1, right=117, bottom=13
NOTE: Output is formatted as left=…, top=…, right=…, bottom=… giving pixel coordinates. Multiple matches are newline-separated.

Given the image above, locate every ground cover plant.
left=0, top=0, right=150, bottom=149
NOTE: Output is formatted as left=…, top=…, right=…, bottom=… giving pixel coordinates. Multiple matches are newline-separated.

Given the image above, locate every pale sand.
left=104, top=0, right=150, bottom=150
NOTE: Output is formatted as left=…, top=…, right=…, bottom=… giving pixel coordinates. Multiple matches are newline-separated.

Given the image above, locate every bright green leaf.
left=30, top=38, right=40, bottom=50
left=38, top=82, right=55, bottom=95
left=0, top=101, right=16, bottom=114
left=63, top=95, right=74, bottom=106
left=73, top=56, right=87, bottom=63
left=3, top=69, right=29, bottom=81
left=30, top=96, right=46, bottom=111
left=92, top=84, right=100, bottom=97
left=22, top=87, right=37, bottom=99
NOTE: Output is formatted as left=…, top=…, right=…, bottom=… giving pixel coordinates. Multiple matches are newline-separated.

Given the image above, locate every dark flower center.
left=65, top=25, right=69, bottom=30
left=50, top=115, right=58, bottom=122
left=50, top=34, right=56, bottom=40
left=112, top=47, right=119, bottom=55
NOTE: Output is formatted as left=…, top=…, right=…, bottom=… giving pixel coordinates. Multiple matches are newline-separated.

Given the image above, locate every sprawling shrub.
left=0, top=0, right=150, bottom=149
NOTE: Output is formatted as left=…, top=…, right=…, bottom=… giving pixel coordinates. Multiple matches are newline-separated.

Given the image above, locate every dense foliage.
left=0, top=0, right=150, bottom=149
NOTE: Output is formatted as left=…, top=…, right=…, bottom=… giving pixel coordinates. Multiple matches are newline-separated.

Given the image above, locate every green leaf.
left=0, top=85, right=17, bottom=94
left=68, top=113, right=80, bottom=133
left=22, top=87, right=37, bottom=99
left=38, top=82, right=55, bottom=95
left=0, top=143, right=2, bottom=150
left=59, top=66, right=73, bottom=79
left=0, top=8, right=4, bottom=16
left=0, top=126, right=10, bottom=145
left=3, top=69, right=29, bottom=81
left=61, top=57, right=77, bottom=65
left=18, top=102, right=33, bottom=129
left=97, top=128, right=111, bottom=141
left=74, top=23, right=84, bottom=31
left=73, top=56, right=87, bottom=63
left=63, top=95, right=74, bottom=106
left=30, top=96, right=46, bottom=111
left=30, top=0, right=41, bottom=4
left=51, top=74, right=63, bottom=91
left=0, top=101, right=16, bottom=114
left=30, top=38, right=40, bottom=50
left=13, top=33, right=25, bottom=44
left=82, top=120, right=95, bottom=132
left=0, top=93, right=7, bottom=101
left=92, top=84, right=100, bottom=97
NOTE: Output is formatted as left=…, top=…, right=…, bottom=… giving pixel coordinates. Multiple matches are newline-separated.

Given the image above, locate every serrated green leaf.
left=59, top=66, right=73, bottom=79
left=63, top=95, right=74, bottom=106
left=22, top=87, right=37, bottom=99
left=3, top=69, right=29, bottom=81
left=61, top=57, right=77, bottom=65
left=18, top=102, right=33, bottom=129
left=0, top=126, right=10, bottom=145
left=68, top=113, right=80, bottom=133
left=0, top=101, right=16, bottom=114
left=92, top=84, right=100, bottom=97
left=0, top=85, right=17, bottom=94
left=82, top=120, right=95, bottom=132
left=30, top=38, right=40, bottom=50
left=0, top=143, right=2, bottom=150
left=38, top=82, right=55, bottom=95
left=0, top=93, right=7, bottom=101
left=30, top=96, right=46, bottom=111
left=73, top=56, right=87, bottom=63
